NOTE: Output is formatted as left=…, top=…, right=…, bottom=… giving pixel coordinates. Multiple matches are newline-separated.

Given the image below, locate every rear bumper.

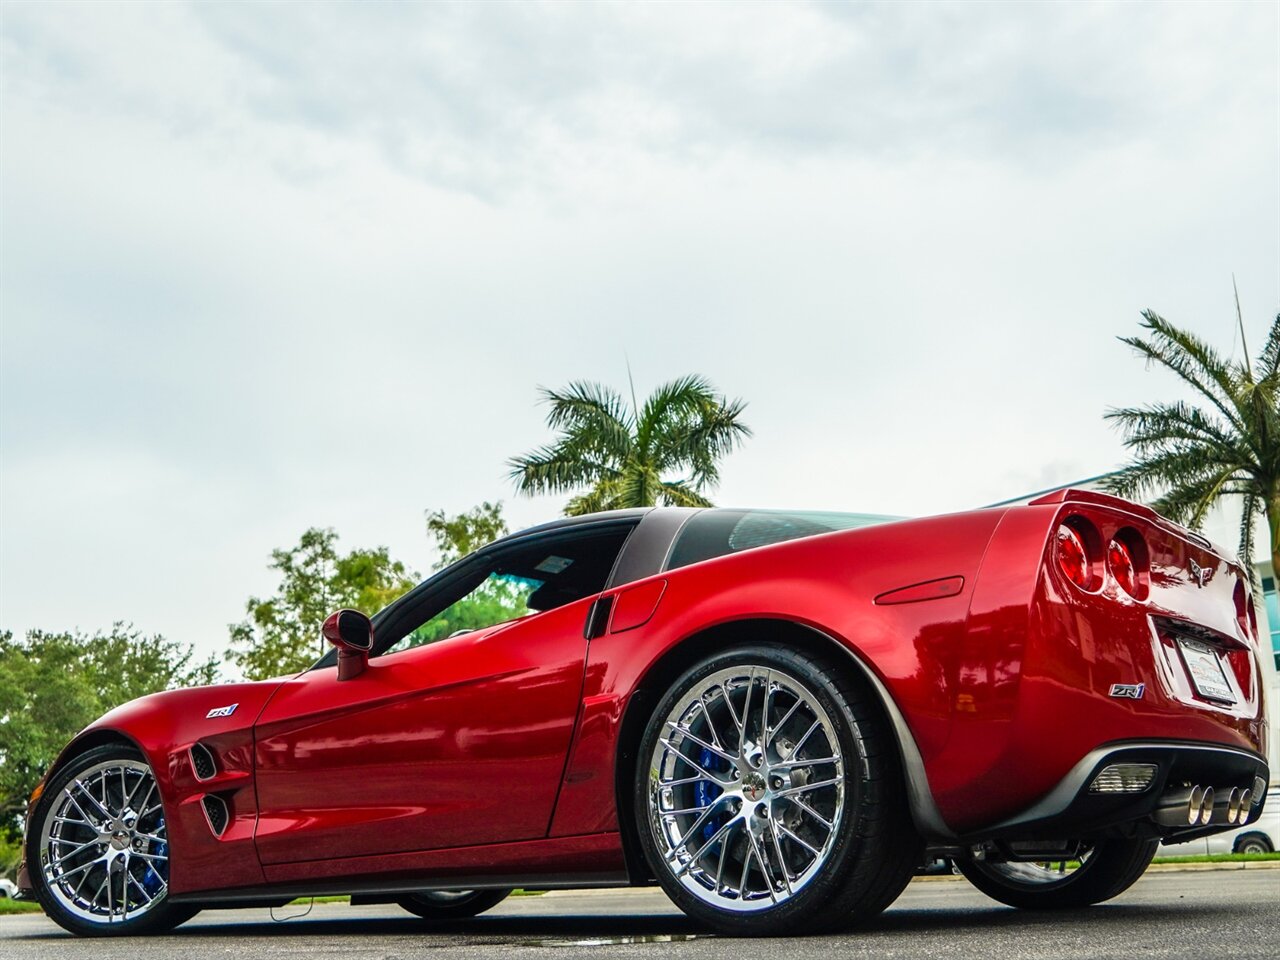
left=972, top=739, right=1269, bottom=842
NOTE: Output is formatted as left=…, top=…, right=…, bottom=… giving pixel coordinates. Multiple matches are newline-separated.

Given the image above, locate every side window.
left=383, top=573, right=541, bottom=656
left=376, top=524, right=635, bottom=658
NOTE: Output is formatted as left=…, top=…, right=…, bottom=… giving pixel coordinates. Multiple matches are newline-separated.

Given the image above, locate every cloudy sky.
left=2, top=1, right=1277, bottom=664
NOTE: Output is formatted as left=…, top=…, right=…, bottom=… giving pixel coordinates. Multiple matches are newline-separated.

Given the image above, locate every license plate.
left=1176, top=637, right=1236, bottom=704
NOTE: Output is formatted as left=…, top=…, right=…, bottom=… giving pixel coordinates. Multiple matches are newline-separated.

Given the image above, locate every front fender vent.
left=201, top=794, right=229, bottom=836
left=190, top=742, right=216, bottom=781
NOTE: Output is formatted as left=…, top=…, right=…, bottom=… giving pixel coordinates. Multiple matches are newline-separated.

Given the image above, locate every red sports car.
left=18, top=490, right=1270, bottom=937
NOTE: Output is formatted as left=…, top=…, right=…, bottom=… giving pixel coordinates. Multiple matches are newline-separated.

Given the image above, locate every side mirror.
left=322, top=609, right=373, bottom=681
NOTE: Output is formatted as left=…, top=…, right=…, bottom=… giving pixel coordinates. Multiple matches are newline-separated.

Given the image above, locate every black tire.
left=1233, top=833, right=1273, bottom=855
left=956, top=839, right=1158, bottom=910
left=633, top=643, right=921, bottom=936
left=396, top=889, right=513, bottom=920
left=25, top=744, right=198, bottom=937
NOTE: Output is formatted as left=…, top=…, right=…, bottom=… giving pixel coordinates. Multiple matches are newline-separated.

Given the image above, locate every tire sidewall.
left=397, top=888, right=513, bottom=920
left=633, top=643, right=879, bottom=934
left=957, top=839, right=1158, bottom=910
left=26, top=743, right=190, bottom=938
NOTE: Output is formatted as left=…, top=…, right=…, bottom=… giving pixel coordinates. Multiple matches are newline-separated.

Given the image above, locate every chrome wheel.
left=38, top=759, right=169, bottom=925
left=646, top=665, right=845, bottom=912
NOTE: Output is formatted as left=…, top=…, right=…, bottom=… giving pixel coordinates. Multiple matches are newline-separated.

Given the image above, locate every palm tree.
left=1104, top=299, right=1280, bottom=578
left=509, top=375, right=752, bottom=515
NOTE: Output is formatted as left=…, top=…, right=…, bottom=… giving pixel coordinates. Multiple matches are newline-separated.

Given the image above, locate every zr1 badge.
left=1108, top=683, right=1145, bottom=700
left=206, top=703, right=238, bottom=718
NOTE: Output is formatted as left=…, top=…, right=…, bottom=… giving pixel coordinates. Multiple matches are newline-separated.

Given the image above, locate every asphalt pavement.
left=2, top=869, right=1277, bottom=959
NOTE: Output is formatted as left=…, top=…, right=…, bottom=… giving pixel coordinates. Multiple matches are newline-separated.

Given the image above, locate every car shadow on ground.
left=10, top=901, right=1256, bottom=943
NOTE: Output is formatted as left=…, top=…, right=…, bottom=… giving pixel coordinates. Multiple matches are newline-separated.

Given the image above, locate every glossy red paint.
left=26, top=492, right=1268, bottom=903
left=609, top=579, right=666, bottom=632
left=253, top=597, right=593, bottom=865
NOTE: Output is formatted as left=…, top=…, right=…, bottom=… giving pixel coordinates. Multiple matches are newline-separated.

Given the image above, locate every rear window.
left=665, top=509, right=900, bottom=571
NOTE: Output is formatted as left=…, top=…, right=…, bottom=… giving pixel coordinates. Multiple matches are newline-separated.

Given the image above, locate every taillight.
left=1057, top=524, right=1092, bottom=589
left=1108, top=538, right=1137, bottom=596
left=1234, top=578, right=1257, bottom=639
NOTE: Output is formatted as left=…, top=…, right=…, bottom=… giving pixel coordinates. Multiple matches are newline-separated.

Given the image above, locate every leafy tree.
left=425, top=501, right=509, bottom=570
left=1105, top=300, right=1280, bottom=576
left=508, top=375, right=752, bottom=515
left=404, top=502, right=529, bottom=648
left=228, top=528, right=418, bottom=680
left=0, top=625, right=218, bottom=851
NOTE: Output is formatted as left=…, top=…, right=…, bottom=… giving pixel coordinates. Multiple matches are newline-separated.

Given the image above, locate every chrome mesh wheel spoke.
left=41, top=760, right=170, bottom=925
left=648, top=665, right=845, bottom=913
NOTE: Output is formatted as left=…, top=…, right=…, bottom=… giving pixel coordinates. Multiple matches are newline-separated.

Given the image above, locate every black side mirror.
left=322, top=609, right=373, bottom=680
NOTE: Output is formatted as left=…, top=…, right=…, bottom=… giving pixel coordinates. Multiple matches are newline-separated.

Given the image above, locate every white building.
left=996, top=475, right=1279, bottom=778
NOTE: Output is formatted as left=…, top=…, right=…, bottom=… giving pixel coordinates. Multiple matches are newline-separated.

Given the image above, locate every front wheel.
left=634, top=643, right=921, bottom=936
left=26, top=744, right=197, bottom=937
left=956, top=839, right=1158, bottom=910
left=396, top=889, right=513, bottom=920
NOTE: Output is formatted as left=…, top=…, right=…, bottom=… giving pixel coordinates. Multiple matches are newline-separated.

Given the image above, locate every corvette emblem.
left=1109, top=683, right=1145, bottom=700
left=205, top=703, right=238, bottom=719
left=1188, top=558, right=1211, bottom=588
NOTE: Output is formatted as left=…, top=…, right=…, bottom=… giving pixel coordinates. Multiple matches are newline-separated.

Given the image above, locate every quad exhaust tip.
left=1157, top=782, right=1257, bottom=828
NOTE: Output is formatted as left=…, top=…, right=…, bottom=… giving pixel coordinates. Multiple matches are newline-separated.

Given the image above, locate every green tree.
left=227, top=528, right=418, bottom=680
left=405, top=502, right=528, bottom=647
left=1104, top=302, right=1280, bottom=576
left=425, top=501, right=509, bottom=570
left=508, top=375, right=752, bottom=516
left=0, top=625, right=218, bottom=849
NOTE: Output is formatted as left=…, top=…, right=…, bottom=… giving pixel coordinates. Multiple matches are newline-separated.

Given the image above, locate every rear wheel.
left=633, top=643, right=920, bottom=936
left=956, top=839, right=1158, bottom=910
left=26, top=744, right=197, bottom=937
left=396, top=889, right=513, bottom=920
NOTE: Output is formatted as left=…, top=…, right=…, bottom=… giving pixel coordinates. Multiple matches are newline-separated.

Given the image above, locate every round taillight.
left=1057, top=524, right=1092, bottom=589
left=1108, top=538, right=1137, bottom=596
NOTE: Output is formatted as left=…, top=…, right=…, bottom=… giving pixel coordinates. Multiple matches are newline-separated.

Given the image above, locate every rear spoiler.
left=1027, top=488, right=1233, bottom=564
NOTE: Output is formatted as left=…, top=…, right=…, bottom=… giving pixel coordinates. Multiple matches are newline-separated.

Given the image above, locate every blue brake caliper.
left=141, top=815, right=167, bottom=895
left=694, top=748, right=727, bottom=841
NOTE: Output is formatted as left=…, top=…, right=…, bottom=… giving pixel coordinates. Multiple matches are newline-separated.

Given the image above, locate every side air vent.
left=201, top=794, right=229, bottom=836
left=190, top=742, right=216, bottom=781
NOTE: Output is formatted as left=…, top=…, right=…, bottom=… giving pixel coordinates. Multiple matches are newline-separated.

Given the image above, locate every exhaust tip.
left=1199, top=786, right=1215, bottom=825
left=1223, top=787, right=1242, bottom=825
left=1188, top=785, right=1205, bottom=825
left=1235, top=789, right=1252, bottom=823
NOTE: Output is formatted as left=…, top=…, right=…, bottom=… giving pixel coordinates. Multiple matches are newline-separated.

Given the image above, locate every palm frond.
left=1120, top=311, right=1246, bottom=434
left=1105, top=402, right=1241, bottom=456
left=658, top=480, right=715, bottom=508
left=654, top=394, right=752, bottom=490
left=539, top=382, right=634, bottom=460
left=1238, top=491, right=1259, bottom=576
left=1258, top=314, right=1280, bottom=378
left=635, top=375, right=718, bottom=454
left=507, top=442, right=618, bottom=495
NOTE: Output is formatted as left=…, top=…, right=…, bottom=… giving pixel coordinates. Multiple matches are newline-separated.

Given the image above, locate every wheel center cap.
left=109, top=832, right=130, bottom=850
left=742, top=771, right=767, bottom=802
